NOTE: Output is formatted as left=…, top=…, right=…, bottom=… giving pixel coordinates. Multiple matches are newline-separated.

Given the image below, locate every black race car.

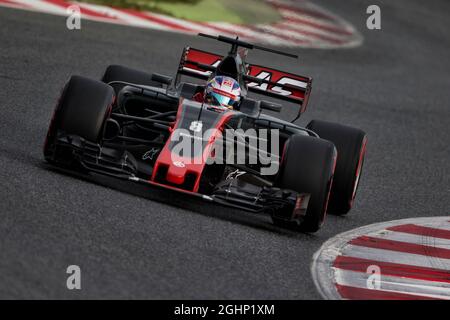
left=43, top=34, right=367, bottom=232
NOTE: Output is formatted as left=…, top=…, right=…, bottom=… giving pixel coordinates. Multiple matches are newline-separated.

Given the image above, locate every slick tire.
left=306, top=120, right=367, bottom=215
left=274, top=134, right=337, bottom=233
left=101, top=65, right=161, bottom=96
left=44, top=75, right=115, bottom=160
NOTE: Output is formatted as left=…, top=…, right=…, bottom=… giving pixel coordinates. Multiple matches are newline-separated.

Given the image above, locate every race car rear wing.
left=176, top=47, right=312, bottom=114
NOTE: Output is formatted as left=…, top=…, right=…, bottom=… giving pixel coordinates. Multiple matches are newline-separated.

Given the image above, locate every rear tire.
left=306, top=120, right=367, bottom=215
left=44, top=75, right=115, bottom=160
left=274, top=134, right=337, bottom=232
left=101, top=65, right=161, bottom=95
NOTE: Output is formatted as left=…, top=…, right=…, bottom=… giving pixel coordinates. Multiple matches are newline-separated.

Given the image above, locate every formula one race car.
left=43, top=34, right=367, bottom=232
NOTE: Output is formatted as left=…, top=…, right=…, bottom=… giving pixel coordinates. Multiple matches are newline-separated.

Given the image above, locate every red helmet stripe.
left=212, top=88, right=238, bottom=100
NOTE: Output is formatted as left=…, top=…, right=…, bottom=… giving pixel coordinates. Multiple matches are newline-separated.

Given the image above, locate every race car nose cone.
left=166, top=162, right=187, bottom=185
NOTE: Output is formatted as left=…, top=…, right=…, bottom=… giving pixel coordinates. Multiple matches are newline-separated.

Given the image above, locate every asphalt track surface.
left=0, top=0, right=449, bottom=299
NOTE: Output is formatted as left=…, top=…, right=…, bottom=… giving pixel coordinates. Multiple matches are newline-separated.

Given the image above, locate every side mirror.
left=260, top=100, right=282, bottom=112
left=188, top=61, right=216, bottom=72
left=103, top=119, right=120, bottom=140
left=243, top=74, right=264, bottom=84
left=151, top=73, right=172, bottom=85
left=197, top=63, right=217, bottom=72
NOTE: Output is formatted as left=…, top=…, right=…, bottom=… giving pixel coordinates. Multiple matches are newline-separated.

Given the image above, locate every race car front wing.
left=46, top=132, right=310, bottom=222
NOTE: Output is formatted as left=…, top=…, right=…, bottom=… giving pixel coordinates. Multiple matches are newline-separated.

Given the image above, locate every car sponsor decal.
left=180, top=47, right=312, bottom=110
left=246, top=65, right=310, bottom=102
left=142, top=148, right=159, bottom=161
left=189, top=121, right=203, bottom=133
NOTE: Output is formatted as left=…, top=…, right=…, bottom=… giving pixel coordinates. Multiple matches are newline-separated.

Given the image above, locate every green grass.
left=79, top=0, right=281, bottom=24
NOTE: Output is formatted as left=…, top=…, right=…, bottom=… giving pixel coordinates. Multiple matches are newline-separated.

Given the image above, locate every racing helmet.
left=204, top=76, right=241, bottom=110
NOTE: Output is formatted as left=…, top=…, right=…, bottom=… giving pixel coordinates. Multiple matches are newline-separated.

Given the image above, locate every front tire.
left=44, top=75, right=115, bottom=161
left=274, top=134, right=337, bottom=232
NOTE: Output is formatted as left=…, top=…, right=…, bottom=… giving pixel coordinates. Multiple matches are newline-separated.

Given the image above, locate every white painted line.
left=11, top=0, right=67, bottom=15
left=277, top=9, right=349, bottom=32
left=366, top=229, right=450, bottom=250
left=275, top=21, right=350, bottom=40
left=340, top=244, right=450, bottom=270
left=0, top=0, right=28, bottom=9
left=419, top=221, right=450, bottom=231
left=76, top=2, right=170, bottom=30
left=334, top=268, right=450, bottom=300
left=258, top=24, right=313, bottom=42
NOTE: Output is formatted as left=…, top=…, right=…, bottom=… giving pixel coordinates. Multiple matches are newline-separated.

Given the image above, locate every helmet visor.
left=207, top=90, right=238, bottom=108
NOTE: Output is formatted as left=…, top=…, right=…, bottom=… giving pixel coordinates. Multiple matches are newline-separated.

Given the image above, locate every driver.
left=194, top=76, right=241, bottom=110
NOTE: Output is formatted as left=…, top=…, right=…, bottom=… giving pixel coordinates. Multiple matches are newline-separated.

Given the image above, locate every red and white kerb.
left=312, top=217, right=450, bottom=300
left=0, top=0, right=362, bottom=48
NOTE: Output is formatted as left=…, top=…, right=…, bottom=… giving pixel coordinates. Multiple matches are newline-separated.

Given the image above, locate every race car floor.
left=0, top=0, right=449, bottom=299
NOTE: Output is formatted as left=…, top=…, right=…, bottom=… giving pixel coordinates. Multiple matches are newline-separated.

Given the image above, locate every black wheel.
left=274, top=134, right=337, bottom=232
left=307, top=120, right=367, bottom=215
left=101, top=65, right=161, bottom=95
left=44, top=75, right=115, bottom=160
